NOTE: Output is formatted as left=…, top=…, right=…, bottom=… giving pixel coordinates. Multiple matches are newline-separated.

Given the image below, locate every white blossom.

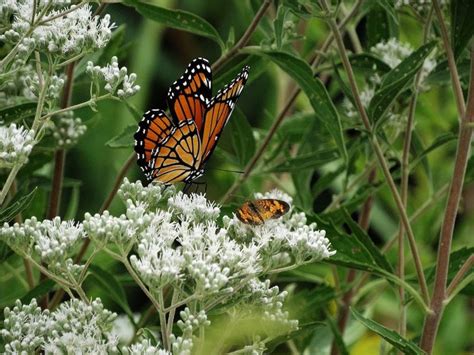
left=87, top=56, right=140, bottom=99
left=123, top=339, right=170, bottom=355
left=0, top=123, right=35, bottom=168
left=170, top=308, right=210, bottom=355
left=51, top=111, right=87, bottom=148
left=168, top=191, right=220, bottom=222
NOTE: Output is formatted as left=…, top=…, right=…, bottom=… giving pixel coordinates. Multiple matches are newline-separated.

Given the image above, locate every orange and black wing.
left=134, top=109, right=174, bottom=177
left=200, top=66, right=249, bottom=164
left=236, top=199, right=290, bottom=225
left=167, top=57, right=212, bottom=132
left=148, top=120, right=203, bottom=184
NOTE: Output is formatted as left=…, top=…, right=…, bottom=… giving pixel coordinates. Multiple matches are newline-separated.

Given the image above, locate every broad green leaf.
left=247, top=49, right=347, bottom=163
left=123, top=0, right=224, bottom=50
left=351, top=308, right=425, bottom=355
left=106, top=125, right=136, bottom=148
left=227, top=108, right=256, bottom=168
left=0, top=188, right=37, bottom=224
left=349, top=53, right=392, bottom=76
left=88, top=264, right=134, bottom=318
left=341, top=209, right=393, bottom=273
left=451, top=0, right=474, bottom=59
left=368, top=42, right=436, bottom=124
left=365, top=3, right=398, bottom=48
left=268, top=148, right=339, bottom=173
left=20, top=279, right=56, bottom=304
left=0, top=102, right=36, bottom=125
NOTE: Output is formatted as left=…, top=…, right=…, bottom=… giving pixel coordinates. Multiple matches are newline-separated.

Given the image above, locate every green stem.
left=158, top=290, right=169, bottom=350
left=318, top=0, right=429, bottom=305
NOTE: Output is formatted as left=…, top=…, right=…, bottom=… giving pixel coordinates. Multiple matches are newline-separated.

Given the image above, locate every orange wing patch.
left=236, top=199, right=290, bottom=225
left=167, top=57, right=212, bottom=132
left=134, top=109, right=174, bottom=176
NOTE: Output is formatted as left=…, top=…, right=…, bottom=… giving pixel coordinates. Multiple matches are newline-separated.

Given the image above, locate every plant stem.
left=319, top=0, right=429, bottom=305
left=221, top=0, right=363, bottom=203
left=40, top=93, right=112, bottom=121
left=212, top=0, right=272, bottom=73
left=432, top=0, right=465, bottom=119
left=158, top=290, right=169, bottom=350
left=446, top=255, right=474, bottom=297
left=166, top=289, right=179, bottom=339
left=420, top=47, right=474, bottom=354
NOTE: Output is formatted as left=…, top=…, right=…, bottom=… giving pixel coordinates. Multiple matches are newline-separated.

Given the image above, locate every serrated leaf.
left=227, top=108, right=255, bottom=168
left=106, top=125, right=136, bottom=148
left=368, top=42, right=436, bottom=124
left=123, top=0, right=224, bottom=50
left=351, top=309, right=425, bottom=355
left=248, top=49, right=347, bottom=163
left=341, top=209, right=393, bottom=273
left=0, top=102, right=37, bottom=125
left=0, top=188, right=37, bottom=224
left=88, top=264, right=134, bottom=318
left=451, top=0, right=474, bottom=59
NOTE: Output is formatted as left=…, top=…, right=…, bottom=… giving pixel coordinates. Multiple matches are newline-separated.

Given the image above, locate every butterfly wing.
left=134, top=109, right=174, bottom=176
left=236, top=199, right=290, bottom=225
left=167, top=57, right=212, bottom=132
left=200, top=66, right=249, bottom=164
left=148, top=120, right=203, bottom=184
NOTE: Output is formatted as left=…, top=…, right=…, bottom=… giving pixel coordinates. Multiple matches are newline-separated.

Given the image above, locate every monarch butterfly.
left=134, top=57, right=249, bottom=184
left=236, top=199, right=290, bottom=225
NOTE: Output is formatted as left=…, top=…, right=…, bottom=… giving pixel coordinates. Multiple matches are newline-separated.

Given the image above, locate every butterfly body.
left=236, top=199, right=290, bottom=225
left=134, top=57, right=249, bottom=184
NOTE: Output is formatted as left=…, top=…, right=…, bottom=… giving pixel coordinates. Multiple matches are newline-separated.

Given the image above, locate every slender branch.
left=221, top=0, right=363, bottom=203
left=48, top=150, right=66, bottom=218
left=420, top=47, right=474, bottom=354
left=212, top=0, right=272, bottom=73
left=40, top=93, right=113, bottom=121
left=396, top=7, right=433, bottom=340
left=446, top=255, right=474, bottom=297
left=158, top=290, right=169, bottom=350
left=318, top=0, right=429, bottom=305
left=432, top=0, right=465, bottom=119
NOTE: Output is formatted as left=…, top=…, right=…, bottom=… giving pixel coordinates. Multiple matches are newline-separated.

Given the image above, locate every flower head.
left=0, top=123, right=35, bottom=168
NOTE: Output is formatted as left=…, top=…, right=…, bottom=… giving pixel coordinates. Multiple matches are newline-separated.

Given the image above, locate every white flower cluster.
left=22, top=71, right=65, bottom=102
left=0, top=216, right=85, bottom=279
left=123, top=339, right=170, bottom=355
left=168, top=191, right=220, bottom=222
left=170, top=308, right=210, bottom=355
left=1, top=298, right=117, bottom=354
left=344, top=38, right=436, bottom=123
left=87, top=56, right=141, bottom=99
left=395, top=0, right=446, bottom=12
left=51, top=111, right=87, bottom=148
left=1, top=2, right=113, bottom=59
left=0, top=123, right=35, bottom=168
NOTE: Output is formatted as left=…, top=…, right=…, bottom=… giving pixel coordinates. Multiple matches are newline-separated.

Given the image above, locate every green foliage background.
left=1, top=0, right=473, bottom=354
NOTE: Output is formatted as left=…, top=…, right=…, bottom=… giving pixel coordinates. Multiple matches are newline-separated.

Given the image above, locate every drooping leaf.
left=227, top=108, right=256, bottom=168
left=341, top=209, right=393, bottom=273
left=247, top=49, right=347, bottom=163
left=123, top=0, right=224, bottom=50
left=88, top=264, right=134, bottom=318
left=451, top=0, right=474, bottom=59
left=351, top=308, right=425, bottom=355
left=0, top=188, right=37, bottom=224
left=368, top=42, right=436, bottom=124
left=106, top=125, right=136, bottom=148
left=20, top=279, right=56, bottom=304
left=0, top=102, right=37, bottom=125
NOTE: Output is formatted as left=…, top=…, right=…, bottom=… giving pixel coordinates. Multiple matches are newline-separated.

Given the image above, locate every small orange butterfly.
left=236, top=199, right=290, bottom=225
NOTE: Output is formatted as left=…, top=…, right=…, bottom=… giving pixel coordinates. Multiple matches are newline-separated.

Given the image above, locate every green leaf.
left=410, top=130, right=431, bottom=184
left=123, top=0, right=224, bottom=50
left=365, top=2, right=398, bottom=48
left=368, top=42, right=436, bottom=124
left=88, top=264, right=134, bottom=318
left=326, top=313, right=349, bottom=355
left=135, top=328, right=159, bottom=346
left=20, top=279, right=56, bottom=304
left=268, top=148, right=339, bottom=172
left=349, top=53, right=392, bottom=76
left=351, top=309, right=425, bottom=355
left=248, top=49, right=347, bottom=163
left=410, top=132, right=457, bottom=171
left=426, top=58, right=471, bottom=85
left=0, top=241, right=14, bottom=264
left=0, top=102, right=37, bottom=125
left=281, top=0, right=313, bottom=19
left=106, top=125, right=136, bottom=148
left=227, top=108, right=256, bottom=168
left=0, top=188, right=37, bottom=224
left=451, top=0, right=474, bottom=59
left=341, top=209, right=393, bottom=273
